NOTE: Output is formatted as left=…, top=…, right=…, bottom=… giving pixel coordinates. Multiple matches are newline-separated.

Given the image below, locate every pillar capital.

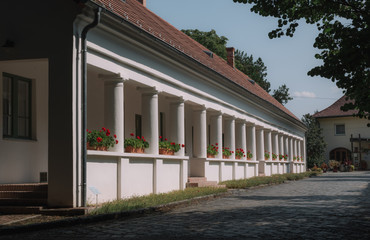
left=223, top=115, right=236, bottom=121
left=193, top=104, right=207, bottom=112
left=99, top=73, right=126, bottom=83
left=166, top=96, right=184, bottom=104
left=137, top=86, right=158, bottom=95
left=208, top=110, right=222, bottom=117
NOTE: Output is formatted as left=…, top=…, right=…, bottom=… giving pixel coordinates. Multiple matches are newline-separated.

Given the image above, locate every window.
left=135, top=114, right=142, bottom=138
left=159, top=112, right=164, bottom=139
left=335, top=124, right=345, bottom=135
left=3, top=73, right=32, bottom=139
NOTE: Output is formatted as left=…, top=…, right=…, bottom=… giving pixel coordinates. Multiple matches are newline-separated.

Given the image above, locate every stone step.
left=40, top=207, right=88, bottom=216
left=0, top=206, right=43, bottom=214
left=0, top=183, right=48, bottom=192
left=0, top=198, right=47, bottom=206
left=186, top=180, right=225, bottom=188
left=0, top=206, right=89, bottom=215
left=0, top=191, right=47, bottom=199
left=187, top=177, right=207, bottom=183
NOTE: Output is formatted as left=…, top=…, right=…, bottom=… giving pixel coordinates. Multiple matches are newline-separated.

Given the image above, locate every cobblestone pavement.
left=2, top=171, right=370, bottom=239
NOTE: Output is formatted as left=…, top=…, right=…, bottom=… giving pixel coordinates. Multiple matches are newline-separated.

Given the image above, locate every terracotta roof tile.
left=313, top=96, right=357, bottom=118
left=90, top=0, right=299, bottom=120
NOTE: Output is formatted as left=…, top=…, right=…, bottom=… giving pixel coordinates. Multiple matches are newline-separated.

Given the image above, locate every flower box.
left=223, top=155, right=229, bottom=159
left=207, top=154, right=215, bottom=158
left=159, top=137, right=183, bottom=155
left=159, top=148, right=175, bottom=155
left=125, top=146, right=145, bottom=153
left=235, top=155, right=242, bottom=160
left=247, top=157, right=252, bottom=160
left=87, top=127, right=118, bottom=151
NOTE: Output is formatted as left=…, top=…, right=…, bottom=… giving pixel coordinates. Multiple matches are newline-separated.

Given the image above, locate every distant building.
left=314, top=96, right=370, bottom=169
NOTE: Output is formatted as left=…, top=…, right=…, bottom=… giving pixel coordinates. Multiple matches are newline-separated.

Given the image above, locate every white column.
left=303, top=137, right=307, bottom=168
left=141, top=89, right=159, bottom=154
left=247, top=124, right=256, bottom=161
left=264, top=129, right=272, bottom=161
left=284, top=135, right=289, bottom=173
left=289, top=137, right=294, bottom=173
left=169, top=98, right=185, bottom=156
left=236, top=121, right=247, bottom=160
left=279, top=134, right=284, bottom=157
left=289, top=137, right=294, bottom=162
left=193, top=106, right=207, bottom=158
left=102, top=75, right=124, bottom=152
left=256, top=128, right=264, bottom=161
left=256, top=127, right=265, bottom=176
left=224, top=116, right=235, bottom=159
left=294, top=139, right=298, bottom=161
left=210, top=112, right=222, bottom=159
left=272, top=132, right=279, bottom=159
left=284, top=136, right=289, bottom=159
left=298, top=140, right=302, bottom=160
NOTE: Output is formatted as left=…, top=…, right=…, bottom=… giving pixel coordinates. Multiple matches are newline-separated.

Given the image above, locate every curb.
left=0, top=191, right=230, bottom=235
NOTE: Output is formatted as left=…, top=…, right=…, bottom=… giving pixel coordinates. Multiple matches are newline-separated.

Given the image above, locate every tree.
left=235, top=50, right=271, bottom=92
left=181, top=29, right=228, bottom=60
left=183, top=29, right=292, bottom=104
left=272, top=84, right=293, bottom=105
left=301, top=113, right=327, bottom=169
left=233, top=0, right=370, bottom=122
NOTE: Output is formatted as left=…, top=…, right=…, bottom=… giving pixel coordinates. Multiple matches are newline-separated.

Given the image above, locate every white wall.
left=319, top=117, right=370, bottom=160
left=265, top=163, right=272, bottom=176
left=247, top=163, right=257, bottom=178
left=157, top=159, right=181, bottom=193
left=86, top=154, right=187, bottom=203
left=235, top=163, right=245, bottom=180
left=87, top=156, right=118, bottom=204
left=0, top=59, right=48, bottom=184
left=222, top=162, right=233, bottom=181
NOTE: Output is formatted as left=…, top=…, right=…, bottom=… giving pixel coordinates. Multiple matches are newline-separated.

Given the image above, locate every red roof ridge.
left=313, top=95, right=357, bottom=118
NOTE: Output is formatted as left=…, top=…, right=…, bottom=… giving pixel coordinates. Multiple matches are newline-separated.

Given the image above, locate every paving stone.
left=2, top=172, right=370, bottom=239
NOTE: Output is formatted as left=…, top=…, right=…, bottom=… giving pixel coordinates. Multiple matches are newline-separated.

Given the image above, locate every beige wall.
left=318, top=117, right=370, bottom=162
left=0, top=59, right=48, bottom=184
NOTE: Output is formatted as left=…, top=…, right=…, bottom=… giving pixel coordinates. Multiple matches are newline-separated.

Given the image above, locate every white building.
left=0, top=0, right=306, bottom=208
left=314, top=96, right=370, bottom=169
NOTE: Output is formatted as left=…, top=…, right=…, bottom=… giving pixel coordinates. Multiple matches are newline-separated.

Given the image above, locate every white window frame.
left=335, top=124, right=345, bottom=136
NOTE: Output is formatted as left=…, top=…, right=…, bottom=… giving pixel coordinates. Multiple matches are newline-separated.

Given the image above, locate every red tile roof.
left=313, top=95, right=357, bottom=118
left=89, top=0, right=299, bottom=120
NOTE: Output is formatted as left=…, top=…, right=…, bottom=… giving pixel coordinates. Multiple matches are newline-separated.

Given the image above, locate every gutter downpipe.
left=81, top=7, right=101, bottom=207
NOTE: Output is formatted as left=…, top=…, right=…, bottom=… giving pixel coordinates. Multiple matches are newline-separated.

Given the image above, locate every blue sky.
left=147, top=0, right=344, bottom=119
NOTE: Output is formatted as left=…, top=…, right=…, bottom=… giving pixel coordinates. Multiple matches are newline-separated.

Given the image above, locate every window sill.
left=2, top=136, right=37, bottom=142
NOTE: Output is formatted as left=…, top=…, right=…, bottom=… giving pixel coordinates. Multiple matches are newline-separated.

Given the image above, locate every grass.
left=90, top=187, right=227, bottom=215
left=220, top=171, right=321, bottom=189
left=91, top=171, right=320, bottom=215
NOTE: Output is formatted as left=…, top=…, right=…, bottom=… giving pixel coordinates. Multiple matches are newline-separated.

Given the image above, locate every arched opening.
left=330, top=148, right=351, bottom=163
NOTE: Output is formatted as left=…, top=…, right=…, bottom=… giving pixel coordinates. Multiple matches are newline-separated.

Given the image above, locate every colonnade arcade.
left=87, top=70, right=305, bottom=178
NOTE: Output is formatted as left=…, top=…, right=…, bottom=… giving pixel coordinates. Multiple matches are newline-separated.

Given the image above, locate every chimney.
left=137, top=0, right=146, bottom=7
left=226, top=47, right=235, bottom=68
